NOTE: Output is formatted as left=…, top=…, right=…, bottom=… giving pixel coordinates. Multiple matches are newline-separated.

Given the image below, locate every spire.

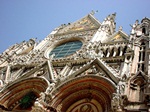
left=102, top=13, right=116, bottom=34
left=91, top=13, right=117, bottom=42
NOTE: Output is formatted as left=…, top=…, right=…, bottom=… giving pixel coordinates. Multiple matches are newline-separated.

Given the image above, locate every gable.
left=109, top=31, right=129, bottom=42
left=67, top=58, right=119, bottom=84
left=56, top=14, right=101, bottom=35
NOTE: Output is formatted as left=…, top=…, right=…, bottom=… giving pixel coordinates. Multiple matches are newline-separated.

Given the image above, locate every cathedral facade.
left=0, top=13, right=150, bottom=112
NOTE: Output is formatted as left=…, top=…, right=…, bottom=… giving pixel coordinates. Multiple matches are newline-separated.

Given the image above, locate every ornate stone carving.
left=0, top=13, right=149, bottom=112
left=33, top=91, right=55, bottom=112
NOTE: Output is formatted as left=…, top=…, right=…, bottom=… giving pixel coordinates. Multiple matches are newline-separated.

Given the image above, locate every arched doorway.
left=0, top=77, right=48, bottom=111
left=51, top=75, right=116, bottom=112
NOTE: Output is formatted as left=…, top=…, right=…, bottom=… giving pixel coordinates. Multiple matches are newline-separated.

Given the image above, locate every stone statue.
left=130, top=20, right=139, bottom=34
left=45, top=83, right=55, bottom=94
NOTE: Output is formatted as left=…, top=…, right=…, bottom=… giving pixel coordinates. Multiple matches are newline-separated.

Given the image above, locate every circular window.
left=49, top=41, right=82, bottom=58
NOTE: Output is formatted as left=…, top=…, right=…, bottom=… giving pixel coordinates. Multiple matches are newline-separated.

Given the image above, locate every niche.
left=142, top=27, right=146, bottom=35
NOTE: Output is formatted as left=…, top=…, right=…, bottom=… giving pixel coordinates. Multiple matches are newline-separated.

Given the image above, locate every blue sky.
left=0, top=0, right=150, bottom=53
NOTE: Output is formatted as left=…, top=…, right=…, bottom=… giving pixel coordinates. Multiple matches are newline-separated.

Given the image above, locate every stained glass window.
left=49, top=41, right=82, bottom=58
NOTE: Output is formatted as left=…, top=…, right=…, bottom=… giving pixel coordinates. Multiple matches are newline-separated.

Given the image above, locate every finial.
left=111, top=12, right=116, bottom=18
left=106, top=12, right=116, bottom=20
left=119, top=26, right=123, bottom=31
left=113, top=12, right=116, bottom=16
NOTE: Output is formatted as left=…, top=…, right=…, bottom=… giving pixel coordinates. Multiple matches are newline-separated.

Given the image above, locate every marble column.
left=5, top=64, right=11, bottom=83
left=130, top=45, right=140, bottom=75
left=47, top=60, right=54, bottom=80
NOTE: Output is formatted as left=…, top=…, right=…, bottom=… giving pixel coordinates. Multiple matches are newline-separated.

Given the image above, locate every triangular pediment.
left=56, top=14, right=101, bottom=35
left=131, top=70, right=147, bottom=81
left=109, top=30, right=129, bottom=42
left=68, top=58, right=120, bottom=84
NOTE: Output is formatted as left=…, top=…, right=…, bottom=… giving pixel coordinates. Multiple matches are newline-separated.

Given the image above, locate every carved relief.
left=0, top=13, right=149, bottom=112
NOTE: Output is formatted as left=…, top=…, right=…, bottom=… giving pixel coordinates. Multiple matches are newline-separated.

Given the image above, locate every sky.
left=0, top=0, right=150, bottom=53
